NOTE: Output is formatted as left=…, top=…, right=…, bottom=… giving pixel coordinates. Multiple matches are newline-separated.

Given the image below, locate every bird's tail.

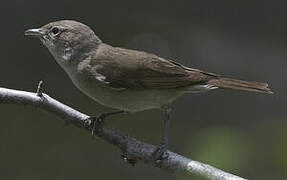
left=207, top=77, right=273, bottom=94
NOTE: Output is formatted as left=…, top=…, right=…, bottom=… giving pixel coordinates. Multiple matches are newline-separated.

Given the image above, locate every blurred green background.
left=0, top=0, right=285, bottom=179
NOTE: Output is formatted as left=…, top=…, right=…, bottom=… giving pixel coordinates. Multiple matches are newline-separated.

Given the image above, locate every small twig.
left=36, top=80, right=43, bottom=97
left=0, top=86, right=247, bottom=180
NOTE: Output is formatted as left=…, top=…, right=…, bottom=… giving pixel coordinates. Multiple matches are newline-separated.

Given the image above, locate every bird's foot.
left=152, top=142, right=169, bottom=167
left=83, top=114, right=105, bottom=136
left=83, top=110, right=124, bottom=136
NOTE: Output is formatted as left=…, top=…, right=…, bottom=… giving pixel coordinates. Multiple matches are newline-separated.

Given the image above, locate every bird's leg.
left=84, top=110, right=125, bottom=136
left=152, top=105, right=171, bottom=165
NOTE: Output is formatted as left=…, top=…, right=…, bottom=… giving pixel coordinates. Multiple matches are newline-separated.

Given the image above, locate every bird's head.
left=25, top=20, right=102, bottom=67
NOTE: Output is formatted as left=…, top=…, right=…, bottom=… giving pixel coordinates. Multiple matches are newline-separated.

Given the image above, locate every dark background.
left=0, top=0, right=286, bottom=179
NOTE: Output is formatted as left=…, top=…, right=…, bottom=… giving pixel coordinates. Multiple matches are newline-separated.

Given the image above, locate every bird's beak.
left=24, top=28, right=47, bottom=37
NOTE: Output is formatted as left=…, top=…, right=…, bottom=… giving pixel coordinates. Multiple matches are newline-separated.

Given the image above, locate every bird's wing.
left=85, top=44, right=218, bottom=90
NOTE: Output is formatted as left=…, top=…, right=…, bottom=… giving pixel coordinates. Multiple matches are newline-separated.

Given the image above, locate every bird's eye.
left=51, top=27, right=60, bottom=35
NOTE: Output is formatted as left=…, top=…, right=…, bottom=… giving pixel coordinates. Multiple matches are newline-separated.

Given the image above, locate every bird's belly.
left=92, top=89, right=179, bottom=112
left=69, top=73, right=182, bottom=112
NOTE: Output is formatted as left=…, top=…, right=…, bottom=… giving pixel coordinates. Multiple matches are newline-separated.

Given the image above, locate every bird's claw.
left=83, top=115, right=104, bottom=136
left=152, top=142, right=169, bottom=167
left=83, top=111, right=124, bottom=136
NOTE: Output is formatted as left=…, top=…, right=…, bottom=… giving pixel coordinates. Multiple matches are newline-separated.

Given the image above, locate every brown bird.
left=25, top=20, right=273, bottom=162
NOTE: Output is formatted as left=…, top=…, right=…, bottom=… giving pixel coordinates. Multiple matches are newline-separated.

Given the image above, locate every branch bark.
left=0, top=86, right=247, bottom=180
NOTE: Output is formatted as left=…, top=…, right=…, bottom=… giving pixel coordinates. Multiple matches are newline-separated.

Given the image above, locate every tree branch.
left=0, top=86, right=247, bottom=180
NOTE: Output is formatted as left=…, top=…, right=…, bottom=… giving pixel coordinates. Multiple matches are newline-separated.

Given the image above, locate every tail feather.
left=208, top=77, right=273, bottom=94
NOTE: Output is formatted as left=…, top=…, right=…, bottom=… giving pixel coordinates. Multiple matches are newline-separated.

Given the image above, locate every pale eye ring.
left=51, top=27, right=60, bottom=35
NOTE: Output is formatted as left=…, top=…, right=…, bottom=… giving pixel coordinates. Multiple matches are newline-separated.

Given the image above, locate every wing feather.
left=85, top=44, right=218, bottom=90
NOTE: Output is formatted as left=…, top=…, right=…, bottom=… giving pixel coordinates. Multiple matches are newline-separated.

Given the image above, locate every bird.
left=25, top=20, right=273, bottom=162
